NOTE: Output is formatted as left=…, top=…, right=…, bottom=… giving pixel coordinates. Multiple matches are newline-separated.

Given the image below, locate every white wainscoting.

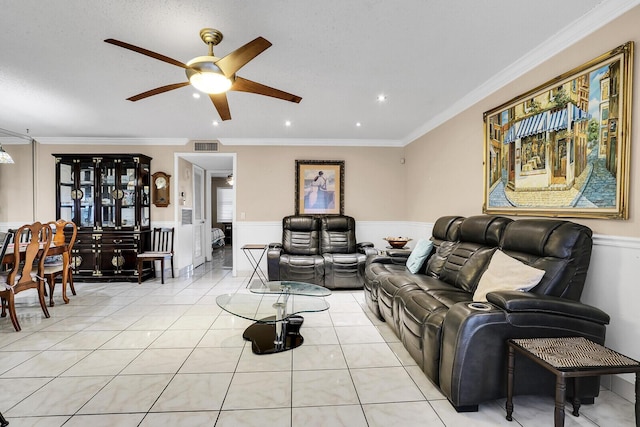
left=581, top=234, right=640, bottom=402
left=0, top=222, right=29, bottom=232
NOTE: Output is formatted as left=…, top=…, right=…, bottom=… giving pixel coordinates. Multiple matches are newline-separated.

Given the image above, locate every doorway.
left=174, top=152, right=236, bottom=276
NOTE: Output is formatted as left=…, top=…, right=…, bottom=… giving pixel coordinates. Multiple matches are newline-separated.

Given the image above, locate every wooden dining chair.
left=43, top=219, right=78, bottom=306
left=0, top=230, right=15, bottom=272
left=136, top=227, right=175, bottom=284
left=0, top=222, right=52, bottom=331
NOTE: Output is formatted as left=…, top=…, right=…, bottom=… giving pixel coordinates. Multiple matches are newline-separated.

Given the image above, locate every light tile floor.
left=0, top=263, right=636, bottom=426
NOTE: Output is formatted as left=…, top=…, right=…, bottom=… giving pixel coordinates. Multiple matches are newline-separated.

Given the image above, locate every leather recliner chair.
left=267, top=215, right=375, bottom=289
left=268, top=215, right=324, bottom=285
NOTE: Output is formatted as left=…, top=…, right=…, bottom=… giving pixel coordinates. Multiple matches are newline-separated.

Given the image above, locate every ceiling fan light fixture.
left=0, top=144, right=15, bottom=164
left=186, top=56, right=232, bottom=94
left=106, top=28, right=301, bottom=120
left=189, top=71, right=232, bottom=94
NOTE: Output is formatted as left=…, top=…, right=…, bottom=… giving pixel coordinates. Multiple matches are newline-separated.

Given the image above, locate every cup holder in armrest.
left=467, top=302, right=492, bottom=311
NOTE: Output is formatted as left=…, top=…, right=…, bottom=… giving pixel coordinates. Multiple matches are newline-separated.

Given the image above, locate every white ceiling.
left=1, top=0, right=636, bottom=148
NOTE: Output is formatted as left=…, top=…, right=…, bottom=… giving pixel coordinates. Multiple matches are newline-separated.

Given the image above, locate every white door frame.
left=173, top=152, right=237, bottom=277
left=192, top=164, right=206, bottom=268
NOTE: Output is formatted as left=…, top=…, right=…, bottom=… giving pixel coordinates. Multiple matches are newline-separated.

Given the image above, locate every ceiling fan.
left=105, top=28, right=302, bottom=121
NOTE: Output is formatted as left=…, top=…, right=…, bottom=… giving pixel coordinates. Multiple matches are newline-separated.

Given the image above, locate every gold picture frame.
left=295, top=160, right=344, bottom=215
left=483, top=41, right=633, bottom=219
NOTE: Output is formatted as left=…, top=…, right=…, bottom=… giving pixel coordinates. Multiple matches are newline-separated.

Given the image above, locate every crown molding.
left=0, top=137, right=31, bottom=145
left=5, top=135, right=403, bottom=147
left=402, top=0, right=640, bottom=146
left=218, top=138, right=404, bottom=147
left=33, top=137, right=190, bottom=145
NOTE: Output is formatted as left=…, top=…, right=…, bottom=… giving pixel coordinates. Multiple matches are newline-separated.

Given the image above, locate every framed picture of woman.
left=295, top=160, right=344, bottom=215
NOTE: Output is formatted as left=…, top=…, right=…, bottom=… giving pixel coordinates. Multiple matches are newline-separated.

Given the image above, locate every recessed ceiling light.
left=212, top=120, right=219, bottom=126
left=356, top=122, right=362, bottom=127
left=193, top=93, right=201, bottom=99
left=285, top=120, right=292, bottom=127
left=377, top=94, right=387, bottom=102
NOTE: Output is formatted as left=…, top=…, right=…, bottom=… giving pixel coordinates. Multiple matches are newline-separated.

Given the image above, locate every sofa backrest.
left=500, top=219, right=593, bottom=301
left=416, top=215, right=593, bottom=301
left=431, top=216, right=464, bottom=247
left=437, top=216, right=512, bottom=292
left=458, top=215, right=513, bottom=246
left=425, top=216, right=464, bottom=276
left=282, top=215, right=321, bottom=255
left=320, top=215, right=357, bottom=254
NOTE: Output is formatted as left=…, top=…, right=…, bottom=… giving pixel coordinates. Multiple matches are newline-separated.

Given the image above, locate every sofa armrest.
left=365, top=253, right=409, bottom=266
left=357, top=241, right=374, bottom=248
left=487, top=291, right=610, bottom=325
left=266, top=245, right=284, bottom=280
left=440, top=299, right=608, bottom=409
left=386, top=248, right=412, bottom=257
left=357, top=242, right=378, bottom=257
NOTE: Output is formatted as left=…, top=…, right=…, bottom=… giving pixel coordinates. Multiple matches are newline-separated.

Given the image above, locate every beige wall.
left=229, top=145, right=405, bottom=221
left=405, top=5, right=640, bottom=237
left=0, top=142, right=406, bottom=224
left=0, top=144, right=34, bottom=221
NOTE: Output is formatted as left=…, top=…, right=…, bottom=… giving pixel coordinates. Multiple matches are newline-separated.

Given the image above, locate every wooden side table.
left=506, top=337, right=640, bottom=426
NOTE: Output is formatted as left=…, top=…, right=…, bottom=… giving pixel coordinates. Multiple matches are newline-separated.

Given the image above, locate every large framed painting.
left=295, top=160, right=344, bottom=215
left=483, top=41, right=633, bottom=219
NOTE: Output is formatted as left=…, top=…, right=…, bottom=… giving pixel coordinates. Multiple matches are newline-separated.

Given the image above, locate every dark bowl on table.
left=384, top=237, right=411, bottom=249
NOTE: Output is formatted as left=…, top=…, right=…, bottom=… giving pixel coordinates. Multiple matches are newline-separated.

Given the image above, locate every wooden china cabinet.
left=53, top=154, right=153, bottom=281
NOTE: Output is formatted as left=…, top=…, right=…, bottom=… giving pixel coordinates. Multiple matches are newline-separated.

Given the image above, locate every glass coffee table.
left=216, top=280, right=331, bottom=354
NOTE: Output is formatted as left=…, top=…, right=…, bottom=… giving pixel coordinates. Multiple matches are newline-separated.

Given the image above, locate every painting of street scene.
left=483, top=42, right=632, bottom=219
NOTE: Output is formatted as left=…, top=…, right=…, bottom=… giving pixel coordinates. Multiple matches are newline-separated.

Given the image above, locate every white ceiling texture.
left=1, top=0, right=637, bottom=152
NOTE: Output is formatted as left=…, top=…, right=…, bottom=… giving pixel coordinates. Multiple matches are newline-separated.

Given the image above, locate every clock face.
left=155, top=176, right=166, bottom=189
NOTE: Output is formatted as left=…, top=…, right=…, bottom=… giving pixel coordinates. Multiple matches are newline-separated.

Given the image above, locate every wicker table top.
left=510, top=337, right=640, bottom=370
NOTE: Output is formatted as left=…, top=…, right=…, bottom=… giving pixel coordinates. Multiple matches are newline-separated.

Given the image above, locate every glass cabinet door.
left=59, top=162, right=75, bottom=222
left=99, top=160, right=118, bottom=228
left=78, top=159, right=95, bottom=228
left=120, top=159, right=138, bottom=228
left=139, top=159, right=151, bottom=227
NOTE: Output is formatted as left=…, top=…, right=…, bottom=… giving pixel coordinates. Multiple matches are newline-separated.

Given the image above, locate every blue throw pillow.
left=406, top=239, right=434, bottom=274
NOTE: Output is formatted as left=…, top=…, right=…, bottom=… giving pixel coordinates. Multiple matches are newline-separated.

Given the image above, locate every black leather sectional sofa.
left=364, top=215, right=610, bottom=412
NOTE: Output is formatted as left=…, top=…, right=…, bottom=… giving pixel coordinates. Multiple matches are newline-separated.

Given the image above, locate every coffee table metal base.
left=243, top=315, right=305, bottom=354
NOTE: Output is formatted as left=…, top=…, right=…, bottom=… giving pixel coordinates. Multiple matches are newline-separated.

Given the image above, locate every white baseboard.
left=609, top=375, right=635, bottom=403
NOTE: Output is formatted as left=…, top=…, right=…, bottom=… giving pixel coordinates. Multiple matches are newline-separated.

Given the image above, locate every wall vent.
left=193, top=140, right=219, bottom=152
left=181, top=208, right=193, bottom=225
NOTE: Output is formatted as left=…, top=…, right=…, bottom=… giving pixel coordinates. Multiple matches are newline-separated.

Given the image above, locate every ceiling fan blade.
left=231, top=77, right=302, bottom=103
left=209, top=93, right=232, bottom=121
left=215, top=37, right=272, bottom=77
left=127, top=82, right=191, bottom=101
left=105, top=38, right=189, bottom=69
